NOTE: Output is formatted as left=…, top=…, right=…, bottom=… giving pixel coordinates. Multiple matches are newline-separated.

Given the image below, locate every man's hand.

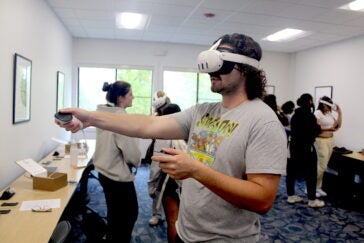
left=54, top=108, right=91, bottom=133
left=152, top=148, right=198, bottom=180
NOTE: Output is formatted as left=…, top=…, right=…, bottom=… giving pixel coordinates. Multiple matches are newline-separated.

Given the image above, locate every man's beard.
left=211, top=83, right=222, bottom=93
left=211, top=79, right=238, bottom=95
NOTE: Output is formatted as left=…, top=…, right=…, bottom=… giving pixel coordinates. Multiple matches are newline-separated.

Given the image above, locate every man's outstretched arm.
left=55, top=108, right=185, bottom=140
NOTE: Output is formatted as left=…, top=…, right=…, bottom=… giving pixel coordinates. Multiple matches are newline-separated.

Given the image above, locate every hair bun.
left=102, top=82, right=111, bottom=91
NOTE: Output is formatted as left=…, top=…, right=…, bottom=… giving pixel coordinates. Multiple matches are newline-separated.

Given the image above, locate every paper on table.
left=20, top=199, right=61, bottom=211
left=15, top=158, right=48, bottom=178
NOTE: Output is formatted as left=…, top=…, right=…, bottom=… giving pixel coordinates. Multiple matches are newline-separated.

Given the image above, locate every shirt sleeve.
left=170, top=106, right=196, bottom=140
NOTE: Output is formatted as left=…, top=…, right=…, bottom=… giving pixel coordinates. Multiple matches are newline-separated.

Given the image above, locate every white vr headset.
left=197, top=39, right=260, bottom=73
left=319, top=99, right=337, bottom=110
left=319, top=99, right=333, bottom=107
left=152, top=93, right=168, bottom=109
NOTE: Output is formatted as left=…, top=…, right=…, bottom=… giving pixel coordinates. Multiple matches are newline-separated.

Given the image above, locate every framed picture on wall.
left=13, top=53, right=32, bottom=124
left=266, top=85, right=275, bottom=95
left=56, top=71, right=65, bottom=111
left=315, top=85, right=333, bottom=107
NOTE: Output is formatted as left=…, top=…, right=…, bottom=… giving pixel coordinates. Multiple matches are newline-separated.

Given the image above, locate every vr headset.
left=197, top=39, right=260, bottom=75
left=319, top=99, right=336, bottom=110
left=152, top=92, right=167, bottom=109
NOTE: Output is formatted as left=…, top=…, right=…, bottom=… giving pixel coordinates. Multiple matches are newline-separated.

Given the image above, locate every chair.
left=49, top=220, right=71, bottom=243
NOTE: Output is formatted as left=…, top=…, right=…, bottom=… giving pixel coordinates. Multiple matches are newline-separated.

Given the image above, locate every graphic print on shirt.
left=189, top=113, right=239, bottom=166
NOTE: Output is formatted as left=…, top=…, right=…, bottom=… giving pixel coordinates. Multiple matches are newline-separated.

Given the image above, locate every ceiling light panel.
left=116, top=12, right=149, bottom=30
left=263, top=28, right=308, bottom=42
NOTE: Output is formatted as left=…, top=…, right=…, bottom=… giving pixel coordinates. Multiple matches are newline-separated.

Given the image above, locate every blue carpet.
left=67, top=163, right=364, bottom=242
left=259, top=177, right=364, bottom=242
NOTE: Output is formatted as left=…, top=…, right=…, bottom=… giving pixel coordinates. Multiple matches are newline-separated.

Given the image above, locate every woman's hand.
left=334, top=104, right=341, bottom=113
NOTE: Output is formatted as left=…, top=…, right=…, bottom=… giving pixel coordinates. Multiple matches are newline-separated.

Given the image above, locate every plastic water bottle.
left=70, top=142, right=78, bottom=167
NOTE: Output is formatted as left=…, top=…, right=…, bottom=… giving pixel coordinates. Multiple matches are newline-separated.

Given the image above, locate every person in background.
left=263, top=94, right=289, bottom=127
left=281, top=101, right=295, bottom=123
left=315, top=96, right=342, bottom=197
left=94, top=81, right=141, bottom=242
left=280, top=100, right=295, bottom=138
left=153, top=103, right=186, bottom=243
left=56, top=33, right=287, bottom=242
left=286, top=93, right=324, bottom=207
left=147, top=90, right=171, bottom=226
left=151, top=90, right=171, bottom=115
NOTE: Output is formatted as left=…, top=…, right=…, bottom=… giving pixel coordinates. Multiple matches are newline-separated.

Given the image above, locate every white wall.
left=72, top=38, right=212, bottom=98
left=294, top=35, right=364, bottom=151
left=261, top=52, right=296, bottom=105
left=0, top=0, right=73, bottom=189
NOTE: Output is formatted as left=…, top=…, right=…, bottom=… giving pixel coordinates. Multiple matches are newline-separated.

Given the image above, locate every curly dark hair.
left=216, top=33, right=267, bottom=99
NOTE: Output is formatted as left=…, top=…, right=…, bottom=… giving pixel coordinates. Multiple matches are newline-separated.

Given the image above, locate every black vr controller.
left=54, top=112, right=73, bottom=125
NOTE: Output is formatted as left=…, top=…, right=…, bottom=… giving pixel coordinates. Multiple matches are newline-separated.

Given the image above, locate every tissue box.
left=33, top=172, right=68, bottom=191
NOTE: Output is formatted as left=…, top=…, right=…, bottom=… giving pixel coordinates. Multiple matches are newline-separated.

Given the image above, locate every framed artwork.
left=266, top=85, right=275, bottom=95
left=13, top=53, right=32, bottom=124
left=56, top=71, right=65, bottom=111
left=315, top=85, right=333, bottom=107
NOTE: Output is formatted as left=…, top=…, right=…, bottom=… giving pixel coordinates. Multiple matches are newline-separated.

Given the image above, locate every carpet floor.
left=64, top=163, right=364, bottom=242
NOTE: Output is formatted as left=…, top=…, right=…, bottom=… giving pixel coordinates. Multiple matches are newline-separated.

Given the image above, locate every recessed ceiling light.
left=339, top=0, right=364, bottom=11
left=115, top=12, right=149, bottom=30
left=263, top=28, right=307, bottom=42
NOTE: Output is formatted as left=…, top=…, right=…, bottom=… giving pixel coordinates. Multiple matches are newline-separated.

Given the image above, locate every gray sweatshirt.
left=93, top=104, right=141, bottom=182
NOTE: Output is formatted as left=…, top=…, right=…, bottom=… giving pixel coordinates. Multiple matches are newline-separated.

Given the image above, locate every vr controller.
left=55, top=112, right=84, bottom=129
left=54, top=112, right=73, bottom=125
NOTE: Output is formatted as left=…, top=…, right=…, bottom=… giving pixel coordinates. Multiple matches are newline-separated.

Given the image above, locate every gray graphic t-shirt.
left=171, top=99, right=287, bottom=242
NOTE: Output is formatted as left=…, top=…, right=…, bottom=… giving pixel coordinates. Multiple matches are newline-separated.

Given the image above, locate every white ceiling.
left=45, top=0, right=364, bottom=53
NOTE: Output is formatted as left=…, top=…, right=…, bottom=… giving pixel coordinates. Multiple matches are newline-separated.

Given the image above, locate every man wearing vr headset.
left=56, top=33, right=287, bottom=242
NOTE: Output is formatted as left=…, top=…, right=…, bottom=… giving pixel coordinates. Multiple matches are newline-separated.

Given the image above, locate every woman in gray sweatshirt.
left=93, top=81, right=141, bottom=242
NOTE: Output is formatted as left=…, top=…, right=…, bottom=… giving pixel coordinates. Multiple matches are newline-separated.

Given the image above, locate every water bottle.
left=70, top=142, right=78, bottom=167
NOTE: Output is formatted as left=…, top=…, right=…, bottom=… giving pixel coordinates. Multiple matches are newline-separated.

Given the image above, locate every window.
left=116, top=69, right=153, bottom=114
left=163, top=71, right=221, bottom=110
left=79, top=67, right=116, bottom=111
left=78, top=67, right=152, bottom=114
